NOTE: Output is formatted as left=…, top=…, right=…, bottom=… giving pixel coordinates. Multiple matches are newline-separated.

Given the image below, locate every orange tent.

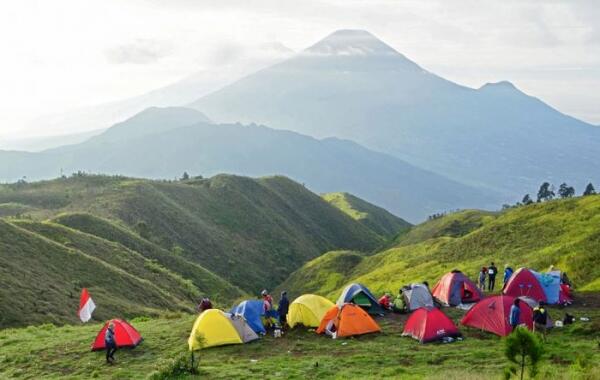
left=316, top=303, right=381, bottom=338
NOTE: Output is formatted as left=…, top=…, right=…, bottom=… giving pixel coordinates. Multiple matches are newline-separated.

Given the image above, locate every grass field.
left=1, top=293, right=599, bottom=379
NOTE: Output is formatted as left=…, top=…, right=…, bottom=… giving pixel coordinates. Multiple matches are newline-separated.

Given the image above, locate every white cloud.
left=105, top=39, right=173, bottom=64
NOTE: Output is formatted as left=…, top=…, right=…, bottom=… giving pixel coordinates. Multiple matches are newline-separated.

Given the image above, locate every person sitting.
left=378, top=293, right=393, bottom=311
left=393, top=289, right=407, bottom=313
left=533, top=302, right=549, bottom=342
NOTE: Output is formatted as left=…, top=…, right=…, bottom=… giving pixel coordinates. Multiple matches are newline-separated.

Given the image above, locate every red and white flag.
left=78, top=288, right=96, bottom=323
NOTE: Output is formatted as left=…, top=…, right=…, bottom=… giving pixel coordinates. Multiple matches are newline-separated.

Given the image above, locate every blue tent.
left=230, top=300, right=279, bottom=334
left=533, top=271, right=561, bottom=304
left=337, top=283, right=384, bottom=314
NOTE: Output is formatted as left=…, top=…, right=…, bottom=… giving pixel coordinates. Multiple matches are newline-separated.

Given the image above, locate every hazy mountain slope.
left=191, top=29, right=600, bottom=196
left=323, top=192, right=411, bottom=238
left=0, top=174, right=385, bottom=291
left=280, top=194, right=600, bottom=298
left=0, top=107, right=498, bottom=222
left=0, top=219, right=192, bottom=328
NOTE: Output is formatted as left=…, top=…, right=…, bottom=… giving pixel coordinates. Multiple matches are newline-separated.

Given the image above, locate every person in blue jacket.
left=503, top=264, right=514, bottom=288
left=509, top=298, right=521, bottom=332
left=105, top=322, right=117, bottom=364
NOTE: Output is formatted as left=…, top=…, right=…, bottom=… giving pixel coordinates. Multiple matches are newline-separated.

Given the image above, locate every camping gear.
left=403, top=284, right=435, bottom=311
left=230, top=300, right=278, bottom=334
left=287, top=294, right=335, bottom=328
left=461, top=295, right=533, bottom=336
left=317, top=303, right=381, bottom=338
left=431, top=271, right=483, bottom=306
left=188, top=310, right=258, bottom=350
left=504, top=268, right=571, bottom=305
left=402, top=307, right=461, bottom=343
left=91, top=319, right=142, bottom=351
left=78, top=288, right=96, bottom=323
left=337, top=283, right=384, bottom=314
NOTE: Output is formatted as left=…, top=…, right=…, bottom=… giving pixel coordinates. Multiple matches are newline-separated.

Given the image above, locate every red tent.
left=432, top=271, right=483, bottom=306
left=503, top=268, right=546, bottom=302
left=461, top=295, right=533, bottom=337
left=402, top=307, right=460, bottom=343
left=91, top=319, right=143, bottom=351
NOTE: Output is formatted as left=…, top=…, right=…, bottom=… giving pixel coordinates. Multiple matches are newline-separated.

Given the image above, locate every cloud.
left=105, top=39, right=172, bottom=64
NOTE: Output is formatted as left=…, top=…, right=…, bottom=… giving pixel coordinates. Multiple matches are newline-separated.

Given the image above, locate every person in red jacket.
left=378, top=293, right=392, bottom=311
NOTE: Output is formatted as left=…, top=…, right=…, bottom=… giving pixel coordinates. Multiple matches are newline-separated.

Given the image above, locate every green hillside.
left=283, top=195, right=600, bottom=298
left=323, top=192, right=411, bottom=239
left=0, top=174, right=388, bottom=292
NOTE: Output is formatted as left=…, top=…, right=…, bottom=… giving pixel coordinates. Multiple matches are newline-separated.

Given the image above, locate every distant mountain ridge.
left=191, top=29, right=600, bottom=197
left=0, top=107, right=499, bottom=222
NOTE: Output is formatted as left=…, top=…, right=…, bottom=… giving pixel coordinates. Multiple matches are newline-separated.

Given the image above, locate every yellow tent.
left=188, top=309, right=243, bottom=350
left=287, top=294, right=335, bottom=328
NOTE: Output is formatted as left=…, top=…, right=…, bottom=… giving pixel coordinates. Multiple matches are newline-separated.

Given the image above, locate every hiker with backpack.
left=488, top=262, right=498, bottom=291
left=378, top=293, right=393, bottom=311
left=533, top=302, right=549, bottom=342
left=509, top=298, right=521, bottom=332
left=105, top=322, right=117, bottom=364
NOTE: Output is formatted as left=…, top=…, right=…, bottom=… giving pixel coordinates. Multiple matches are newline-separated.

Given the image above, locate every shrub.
left=504, top=327, right=544, bottom=379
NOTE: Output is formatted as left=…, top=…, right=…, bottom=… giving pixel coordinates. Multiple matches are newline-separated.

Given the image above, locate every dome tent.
left=402, top=307, right=460, bottom=343
left=432, top=270, right=482, bottom=306
left=317, top=303, right=381, bottom=338
left=91, top=319, right=142, bottom=351
left=337, top=283, right=384, bottom=314
left=188, top=309, right=258, bottom=350
left=288, top=294, right=334, bottom=328
left=461, top=295, right=533, bottom=337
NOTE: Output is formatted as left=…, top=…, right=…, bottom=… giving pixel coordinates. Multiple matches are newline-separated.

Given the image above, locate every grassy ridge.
left=283, top=195, right=600, bottom=298
left=0, top=175, right=388, bottom=292
left=323, top=192, right=411, bottom=239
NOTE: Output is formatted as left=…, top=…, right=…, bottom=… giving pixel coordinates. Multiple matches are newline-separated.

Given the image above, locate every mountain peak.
left=479, top=81, right=518, bottom=91
left=305, top=29, right=398, bottom=56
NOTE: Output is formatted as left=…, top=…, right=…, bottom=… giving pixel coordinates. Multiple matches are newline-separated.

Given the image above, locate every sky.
left=1, top=0, right=599, bottom=139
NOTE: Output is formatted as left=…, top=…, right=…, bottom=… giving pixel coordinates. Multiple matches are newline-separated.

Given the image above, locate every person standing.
left=197, top=297, right=213, bottom=313
left=478, top=267, right=487, bottom=291
left=533, top=302, right=548, bottom=342
left=509, top=298, right=521, bottom=332
left=503, top=265, right=514, bottom=288
left=488, top=262, right=498, bottom=291
left=105, top=322, right=117, bottom=364
left=278, top=291, right=290, bottom=328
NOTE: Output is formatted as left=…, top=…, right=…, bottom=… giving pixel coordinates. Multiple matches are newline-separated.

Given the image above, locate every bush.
left=147, top=350, right=199, bottom=380
left=504, top=327, right=544, bottom=379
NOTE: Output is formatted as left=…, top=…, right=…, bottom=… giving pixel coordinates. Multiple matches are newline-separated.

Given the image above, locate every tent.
left=230, top=300, right=278, bottom=334
left=503, top=268, right=570, bottom=305
left=461, top=295, right=533, bottom=336
left=188, top=309, right=258, bottom=350
left=432, top=271, right=483, bottom=306
left=402, top=307, right=461, bottom=343
left=317, top=303, right=381, bottom=338
left=337, top=283, right=384, bottom=314
left=91, top=319, right=142, bottom=351
left=403, top=284, right=435, bottom=311
left=288, top=294, right=335, bottom=328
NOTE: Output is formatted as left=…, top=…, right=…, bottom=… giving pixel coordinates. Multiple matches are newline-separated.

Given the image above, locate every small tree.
left=558, top=183, right=575, bottom=199
left=181, top=172, right=190, bottom=181
left=583, top=183, right=596, bottom=196
left=504, top=327, right=544, bottom=380
left=521, top=194, right=533, bottom=205
left=536, top=182, right=554, bottom=202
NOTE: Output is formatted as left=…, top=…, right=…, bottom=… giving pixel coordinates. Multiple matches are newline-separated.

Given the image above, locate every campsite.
left=2, top=2, right=600, bottom=379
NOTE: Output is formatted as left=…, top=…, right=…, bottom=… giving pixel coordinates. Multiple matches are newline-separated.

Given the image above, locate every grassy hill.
left=0, top=174, right=402, bottom=327
left=1, top=294, right=599, bottom=379
left=323, top=192, right=411, bottom=239
left=281, top=195, right=600, bottom=298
